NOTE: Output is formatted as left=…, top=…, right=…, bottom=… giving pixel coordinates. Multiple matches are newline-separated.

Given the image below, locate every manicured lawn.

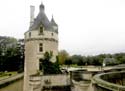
left=0, top=72, right=17, bottom=80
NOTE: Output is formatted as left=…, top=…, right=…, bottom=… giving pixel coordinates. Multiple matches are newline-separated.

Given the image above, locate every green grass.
left=0, top=72, right=17, bottom=80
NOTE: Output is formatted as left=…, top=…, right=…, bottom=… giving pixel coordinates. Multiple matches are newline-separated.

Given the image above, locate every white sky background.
left=0, top=0, right=125, bottom=55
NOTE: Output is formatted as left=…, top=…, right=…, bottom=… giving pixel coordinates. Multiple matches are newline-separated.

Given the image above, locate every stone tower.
left=23, top=2, right=58, bottom=91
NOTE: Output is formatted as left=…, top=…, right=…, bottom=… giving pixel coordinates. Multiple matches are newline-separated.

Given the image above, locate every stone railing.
left=92, top=71, right=125, bottom=91
left=72, top=79, right=91, bottom=87
left=29, top=74, right=70, bottom=91
left=29, top=75, right=41, bottom=84
left=29, top=75, right=42, bottom=90
left=41, top=74, right=70, bottom=87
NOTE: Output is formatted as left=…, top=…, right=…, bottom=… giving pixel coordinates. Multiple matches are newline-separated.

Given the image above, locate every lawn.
left=0, top=72, right=17, bottom=80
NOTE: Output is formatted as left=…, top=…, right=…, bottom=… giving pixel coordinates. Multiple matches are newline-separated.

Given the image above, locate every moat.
left=0, top=66, right=125, bottom=91
left=0, top=79, right=23, bottom=91
left=0, top=79, right=94, bottom=91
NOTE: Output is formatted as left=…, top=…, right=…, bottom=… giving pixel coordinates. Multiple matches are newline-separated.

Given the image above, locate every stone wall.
left=71, top=70, right=95, bottom=81
left=24, top=29, right=58, bottom=91
left=92, top=71, right=125, bottom=91
left=25, top=30, right=58, bottom=41
left=29, top=74, right=70, bottom=91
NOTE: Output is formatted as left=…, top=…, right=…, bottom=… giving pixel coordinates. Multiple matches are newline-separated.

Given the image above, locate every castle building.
left=23, top=2, right=58, bottom=91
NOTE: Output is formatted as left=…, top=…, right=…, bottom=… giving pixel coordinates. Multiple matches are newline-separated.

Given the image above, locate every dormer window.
left=39, top=27, right=44, bottom=35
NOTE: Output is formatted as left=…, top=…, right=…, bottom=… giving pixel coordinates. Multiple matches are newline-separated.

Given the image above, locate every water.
left=0, top=79, right=23, bottom=91
left=72, top=81, right=94, bottom=91
left=0, top=79, right=94, bottom=91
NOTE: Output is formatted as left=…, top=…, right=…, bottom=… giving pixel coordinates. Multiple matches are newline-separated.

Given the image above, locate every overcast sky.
left=0, top=0, right=125, bottom=55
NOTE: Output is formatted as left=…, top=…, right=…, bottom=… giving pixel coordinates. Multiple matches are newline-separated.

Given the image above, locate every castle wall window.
left=51, top=33, right=53, bottom=36
left=50, top=51, right=53, bottom=56
left=39, top=43, right=43, bottom=52
left=39, top=58, right=43, bottom=70
left=39, top=27, right=44, bottom=35
left=29, top=32, right=31, bottom=38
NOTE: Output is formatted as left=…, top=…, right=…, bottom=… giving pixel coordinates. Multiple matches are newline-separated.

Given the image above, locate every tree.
left=64, top=58, right=72, bottom=65
left=119, top=56, right=125, bottom=64
left=0, top=36, right=24, bottom=72
left=41, top=52, right=61, bottom=75
left=67, top=55, right=88, bottom=65
left=92, top=56, right=102, bottom=66
left=58, top=50, right=69, bottom=65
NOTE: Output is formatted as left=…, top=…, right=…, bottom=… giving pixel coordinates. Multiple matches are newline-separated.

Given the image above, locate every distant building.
left=23, top=2, right=58, bottom=91
left=103, top=57, right=117, bottom=66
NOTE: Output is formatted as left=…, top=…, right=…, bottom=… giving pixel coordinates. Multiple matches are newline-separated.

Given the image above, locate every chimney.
left=30, top=5, right=35, bottom=26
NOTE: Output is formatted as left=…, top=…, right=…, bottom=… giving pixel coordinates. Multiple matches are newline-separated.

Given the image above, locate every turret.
left=51, top=15, right=58, bottom=33
left=24, top=2, right=58, bottom=91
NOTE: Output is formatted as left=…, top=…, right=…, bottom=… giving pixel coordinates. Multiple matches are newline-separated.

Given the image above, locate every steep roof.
left=29, top=3, right=52, bottom=31
left=51, top=16, right=58, bottom=26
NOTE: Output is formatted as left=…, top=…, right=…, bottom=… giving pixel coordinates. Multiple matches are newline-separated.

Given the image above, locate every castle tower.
left=23, top=2, right=58, bottom=91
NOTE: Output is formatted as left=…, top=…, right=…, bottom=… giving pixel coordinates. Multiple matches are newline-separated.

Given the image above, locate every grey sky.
left=0, top=0, right=125, bottom=55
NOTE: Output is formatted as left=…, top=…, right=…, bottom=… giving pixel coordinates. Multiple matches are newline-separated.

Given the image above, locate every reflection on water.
left=0, top=79, right=94, bottom=91
left=0, top=79, right=23, bottom=91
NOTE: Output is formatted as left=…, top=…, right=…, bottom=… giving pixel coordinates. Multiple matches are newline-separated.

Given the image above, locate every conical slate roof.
left=51, top=16, right=58, bottom=26
left=29, top=3, right=52, bottom=31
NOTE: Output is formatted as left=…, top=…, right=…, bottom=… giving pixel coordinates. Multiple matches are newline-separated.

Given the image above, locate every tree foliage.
left=0, top=36, right=24, bottom=72
left=59, top=50, right=125, bottom=66
left=41, top=52, right=61, bottom=75
left=58, top=50, right=69, bottom=65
